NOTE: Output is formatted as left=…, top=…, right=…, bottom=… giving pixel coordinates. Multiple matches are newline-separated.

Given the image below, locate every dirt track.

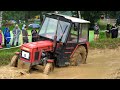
left=0, top=48, right=120, bottom=79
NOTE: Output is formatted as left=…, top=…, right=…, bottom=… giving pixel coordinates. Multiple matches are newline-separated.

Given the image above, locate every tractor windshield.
left=39, top=17, right=71, bottom=43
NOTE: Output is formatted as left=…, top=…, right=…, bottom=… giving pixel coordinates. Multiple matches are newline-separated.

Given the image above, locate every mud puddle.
left=0, top=48, right=120, bottom=79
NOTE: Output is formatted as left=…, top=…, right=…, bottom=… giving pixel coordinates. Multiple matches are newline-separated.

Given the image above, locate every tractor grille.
left=21, top=50, right=30, bottom=60
left=34, top=52, right=39, bottom=60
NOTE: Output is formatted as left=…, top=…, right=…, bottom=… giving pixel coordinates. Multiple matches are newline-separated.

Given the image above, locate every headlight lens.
left=21, top=50, right=30, bottom=60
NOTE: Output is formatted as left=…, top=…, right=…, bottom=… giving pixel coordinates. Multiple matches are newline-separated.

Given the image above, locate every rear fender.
left=70, top=43, right=88, bottom=58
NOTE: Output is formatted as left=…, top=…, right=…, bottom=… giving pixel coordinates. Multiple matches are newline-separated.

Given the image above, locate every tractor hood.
left=21, top=40, right=53, bottom=49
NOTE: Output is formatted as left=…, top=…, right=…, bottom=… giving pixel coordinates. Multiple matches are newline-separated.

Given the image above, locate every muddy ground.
left=0, top=48, right=120, bottom=79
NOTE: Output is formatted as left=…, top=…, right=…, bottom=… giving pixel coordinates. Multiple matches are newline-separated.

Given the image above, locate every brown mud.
left=0, top=48, right=120, bottom=79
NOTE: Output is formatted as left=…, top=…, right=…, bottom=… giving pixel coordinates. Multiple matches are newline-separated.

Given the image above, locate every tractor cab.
left=38, top=13, right=90, bottom=66
left=10, top=13, right=90, bottom=75
left=38, top=13, right=90, bottom=43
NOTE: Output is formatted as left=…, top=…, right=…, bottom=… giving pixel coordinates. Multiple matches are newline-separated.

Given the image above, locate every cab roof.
left=47, top=13, right=90, bottom=24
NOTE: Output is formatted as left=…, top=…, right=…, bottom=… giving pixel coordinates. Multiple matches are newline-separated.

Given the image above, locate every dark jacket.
left=111, top=26, right=118, bottom=38
left=22, top=29, right=28, bottom=41
left=31, top=29, right=37, bottom=38
left=94, top=25, right=99, bottom=34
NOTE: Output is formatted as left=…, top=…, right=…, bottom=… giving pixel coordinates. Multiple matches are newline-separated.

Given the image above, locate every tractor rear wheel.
left=70, top=46, right=87, bottom=66
left=10, top=55, right=19, bottom=67
left=43, top=63, right=54, bottom=75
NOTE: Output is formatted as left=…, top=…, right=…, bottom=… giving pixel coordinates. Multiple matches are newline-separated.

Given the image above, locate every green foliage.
left=1, top=23, right=24, bottom=31
left=99, top=31, right=106, bottom=39
left=2, top=11, right=41, bottom=22
left=97, top=19, right=107, bottom=30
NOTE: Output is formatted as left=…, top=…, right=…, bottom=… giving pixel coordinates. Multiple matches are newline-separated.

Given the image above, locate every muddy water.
left=0, top=48, right=120, bottom=79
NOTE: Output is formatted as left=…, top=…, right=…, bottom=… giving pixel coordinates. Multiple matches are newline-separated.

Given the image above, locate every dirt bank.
left=0, top=48, right=120, bottom=79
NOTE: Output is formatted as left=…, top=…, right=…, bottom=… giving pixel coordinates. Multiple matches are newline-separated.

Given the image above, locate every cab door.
left=55, top=23, right=79, bottom=67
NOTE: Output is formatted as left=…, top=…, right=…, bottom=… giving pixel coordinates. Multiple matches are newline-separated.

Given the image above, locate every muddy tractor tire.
left=43, top=63, right=54, bottom=75
left=70, top=46, right=87, bottom=66
left=10, top=55, right=19, bottom=67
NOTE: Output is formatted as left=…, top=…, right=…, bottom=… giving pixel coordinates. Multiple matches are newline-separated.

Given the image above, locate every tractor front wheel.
left=43, top=63, right=54, bottom=75
left=70, top=46, right=87, bottom=66
left=10, top=55, right=19, bottom=67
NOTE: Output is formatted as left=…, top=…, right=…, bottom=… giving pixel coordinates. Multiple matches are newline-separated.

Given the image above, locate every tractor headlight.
left=21, top=50, right=30, bottom=60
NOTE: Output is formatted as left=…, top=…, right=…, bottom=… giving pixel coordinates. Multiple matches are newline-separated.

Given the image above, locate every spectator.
left=12, top=24, right=21, bottom=46
left=4, top=29, right=11, bottom=48
left=22, top=26, right=29, bottom=44
left=3, top=24, right=9, bottom=46
left=22, top=24, right=26, bottom=30
left=118, top=24, right=120, bottom=38
left=0, top=29, right=3, bottom=48
left=106, top=23, right=111, bottom=38
left=111, top=24, right=118, bottom=38
left=94, top=23, right=100, bottom=41
left=31, top=28, right=38, bottom=42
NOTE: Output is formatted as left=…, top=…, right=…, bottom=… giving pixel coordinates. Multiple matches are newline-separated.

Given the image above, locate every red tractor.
left=10, top=13, right=90, bottom=75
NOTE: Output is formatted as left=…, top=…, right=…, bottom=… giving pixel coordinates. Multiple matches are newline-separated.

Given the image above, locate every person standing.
left=4, top=29, right=11, bottom=48
left=111, top=24, right=118, bottom=38
left=31, top=28, right=38, bottom=42
left=22, top=24, right=26, bottom=30
left=12, top=24, right=21, bottom=46
left=118, top=24, right=120, bottom=38
left=22, top=26, right=29, bottom=44
left=94, top=23, right=100, bottom=41
left=114, top=24, right=118, bottom=38
left=3, top=24, right=9, bottom=46
left=0, top=29, right=3, bottom=48
left=106, top=23, right=111, bottom=38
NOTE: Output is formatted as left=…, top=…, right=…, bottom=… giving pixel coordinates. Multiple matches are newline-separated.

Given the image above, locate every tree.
left=0, top=11, right=2, bottom=28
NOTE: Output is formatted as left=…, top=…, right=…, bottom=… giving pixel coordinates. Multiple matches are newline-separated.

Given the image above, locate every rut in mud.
left=0, top=48, right=120, bottom=79
left=0, top=65, right=29, bottom=79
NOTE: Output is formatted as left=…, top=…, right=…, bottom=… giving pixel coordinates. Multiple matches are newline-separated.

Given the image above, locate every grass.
left=0, top=47, right=20, bottom=66
left=90, top=38, right=120, bottom=49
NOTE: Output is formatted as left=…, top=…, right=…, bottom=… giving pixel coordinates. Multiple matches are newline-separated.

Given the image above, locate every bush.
left=97, top=19, right=107, bottom=30
left=99, top=31, right=106, bottom=39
